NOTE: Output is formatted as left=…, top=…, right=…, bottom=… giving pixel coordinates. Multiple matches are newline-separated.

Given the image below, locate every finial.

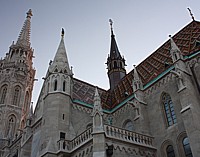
left=26, top=9, right=33, bottom=18
left=187, top=8, right=195, bottom=21
left=61, top=28, right=65, bottom=37
left=109, top=19, right=114, bottom=35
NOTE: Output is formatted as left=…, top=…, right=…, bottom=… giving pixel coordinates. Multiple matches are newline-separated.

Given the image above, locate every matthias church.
left=0, top=9, right=200, bottom=157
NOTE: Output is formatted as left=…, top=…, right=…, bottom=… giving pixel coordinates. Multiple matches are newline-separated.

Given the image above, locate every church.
left=0, top=9, right=200, bottom=157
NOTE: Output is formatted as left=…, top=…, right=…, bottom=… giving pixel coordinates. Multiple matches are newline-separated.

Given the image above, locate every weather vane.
left=109, top=19, right=114, bottom=35
left=187, top=8, right=195, bottom=21
left=61, top=28, right=64, bottom=37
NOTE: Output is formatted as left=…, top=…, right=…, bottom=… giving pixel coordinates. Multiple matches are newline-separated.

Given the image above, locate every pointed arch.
left=161, top=92, right=177, bottom=127
left=12, top=85, right=21, bottom=106
left=177, top=132, right=193, bottom=157
left=24, top=91, right=30, bottom=113
left=6, top=114, right=17, bottom=138
left=54, top=79, right=57, bottom=91
left=123, top=119, right=134, bottom=131
left=63, top=81, right=66, bottom=92
left=0, top=84, right=8, bottom=104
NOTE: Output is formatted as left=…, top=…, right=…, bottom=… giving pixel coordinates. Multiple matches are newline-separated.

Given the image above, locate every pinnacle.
left=16, top=9, right=32, bottom=47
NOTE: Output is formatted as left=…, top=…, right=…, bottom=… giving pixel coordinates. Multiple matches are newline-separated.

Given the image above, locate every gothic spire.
left=133, top=65, right=143, bottom=92
left=93, top=87, right=103, bottom=113
left=106, top=19, right=126, bottom=90
left=169, top=35, right=183, bottom=62
left=49, top=28, right=71, bottom=75
left=16, top=9, right=33, bottom=48
left=109, top=19, right=121, bottom=59
left=169, top=35, right=181, bottom=52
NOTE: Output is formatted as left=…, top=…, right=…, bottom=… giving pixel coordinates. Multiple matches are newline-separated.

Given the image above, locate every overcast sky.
left=0, top=0, right=199, bottom=108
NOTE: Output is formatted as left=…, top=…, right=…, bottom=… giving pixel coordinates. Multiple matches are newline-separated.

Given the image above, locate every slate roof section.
left=72, top=20, right=200, bottom=110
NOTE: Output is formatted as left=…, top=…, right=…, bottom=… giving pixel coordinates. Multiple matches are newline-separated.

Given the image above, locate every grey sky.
left=0, top=0, right=199, bottom=108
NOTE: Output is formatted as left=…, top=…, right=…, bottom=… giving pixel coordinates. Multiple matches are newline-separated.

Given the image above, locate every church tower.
left=0, top=9, right=35, bottom=141
left=106, top=19, right=126, bottom=90
left=39, top=29, right=74, bottom=155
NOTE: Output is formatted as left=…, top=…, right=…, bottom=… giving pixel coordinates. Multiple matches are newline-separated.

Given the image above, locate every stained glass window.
left=183, top=137, right=193, bottom=157
left=162, top=93, right=177, bottom=126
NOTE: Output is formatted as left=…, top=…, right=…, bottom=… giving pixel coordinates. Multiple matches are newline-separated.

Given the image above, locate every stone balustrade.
left=104, top=124, right=154, bottom=147
left=57, top=127, right=93, bottom=152
left=57, top=125, right=154, bottom=152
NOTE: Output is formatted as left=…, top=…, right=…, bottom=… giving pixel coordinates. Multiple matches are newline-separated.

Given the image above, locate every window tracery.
left=12, top=86, right=21, bottom=106
left=0, top=85, right=7, bottom=104
left=162, top=93, right=177, bottom=126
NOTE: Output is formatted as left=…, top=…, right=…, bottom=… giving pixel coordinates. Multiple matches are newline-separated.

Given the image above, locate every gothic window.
left=7, top=115, right=16, bottom=138
left=54, top=80, right=57, bottom=91
left=123, top=120, right=134, bottom=131
left=47, top=82, right=50, bottom=93
left=114, top=61, right=117, bottom=68
left=183, top=137, right=193, bottom=157
left=12, top=86, right=21, bottom=106
left=162, top=93, right=177, bottom=127
left=0, top=85, right=7, bottom=104
left=63, top=81, right=66, bottom=92
left=120, top=62, right=123, bottom=68
left=166, top=145, right=175, bottom=157
left=24, top=92, right=29, bottom=112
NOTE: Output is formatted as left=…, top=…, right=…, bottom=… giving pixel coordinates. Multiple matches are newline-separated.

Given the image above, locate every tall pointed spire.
left=106, top=19, right=126, bottom=90
left=16, top=9, right=33, bottom=47
left=49, top=28, right=71, bottom=75
left=109, top=19, right=121, bottom=59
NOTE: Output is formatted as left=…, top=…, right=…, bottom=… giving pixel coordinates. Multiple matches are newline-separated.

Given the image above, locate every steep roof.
left=72, top=20, right=200, bottom=110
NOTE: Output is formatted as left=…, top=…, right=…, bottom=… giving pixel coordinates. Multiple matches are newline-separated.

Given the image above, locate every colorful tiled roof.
left=72, top=20, right=200, bottom=110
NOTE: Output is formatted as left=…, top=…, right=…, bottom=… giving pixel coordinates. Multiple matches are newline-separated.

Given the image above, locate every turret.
left=39, top=29, right=74, bottom=155
left=106, top=19, right=126, bottom=90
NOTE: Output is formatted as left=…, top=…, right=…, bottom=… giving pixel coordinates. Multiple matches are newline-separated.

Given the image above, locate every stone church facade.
left=0, top=9, right=200, bottom=157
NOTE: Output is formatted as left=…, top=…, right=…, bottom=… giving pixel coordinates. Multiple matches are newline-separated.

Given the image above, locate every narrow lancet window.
left=183, top=137, right=193, bottom=157
left=0, top=85, right=7, bottom=104
left=12, top=86, right=21, bottom=106
left=63, top=81, right=66, bottom=92
left=166, top=145, right=175, bottom=157
left=162, top=93, right=177, bottom=126
left=54, top=80, right=57, bottom=91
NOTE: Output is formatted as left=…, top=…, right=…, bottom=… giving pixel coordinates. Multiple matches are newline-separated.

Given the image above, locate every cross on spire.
left=187, top=8, right=195, bottom=21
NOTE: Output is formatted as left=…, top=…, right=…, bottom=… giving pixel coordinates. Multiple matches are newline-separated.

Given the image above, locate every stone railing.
left=104, top=125, right=154, bottom=147
left=57, top=127, right=93, bottom=152
left=57, top=124, right=154, bottom=153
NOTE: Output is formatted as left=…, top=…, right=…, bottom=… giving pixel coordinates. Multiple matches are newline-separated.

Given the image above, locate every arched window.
left=114, top=61, right=117, bottom=68
left=63, top=81, right=66, bottom=92
left=54, top=80, right=57, bottom=91
left=166, top=145, right=175, bottom=157
left=12, top=86, right=21, bottom=106
left=183, top=137, right=193, bottom=157
left=0, top=85, right=7, bottom=104
left=162, top=93, right=177, bottom=126
left=123, top=120, right=134, bottom=131
left=47, top=82, right=50, bottom=93
left=7, top=115, right=16, bottom=138
left=24, top=92, right=29, bottom=112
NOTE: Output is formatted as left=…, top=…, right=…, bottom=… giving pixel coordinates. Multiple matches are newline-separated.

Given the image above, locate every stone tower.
left=0, top=9, right=35, bottom=141
left=106, top=19, right=126, bottom=90
left=39, top=29, right=74, bottom=156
